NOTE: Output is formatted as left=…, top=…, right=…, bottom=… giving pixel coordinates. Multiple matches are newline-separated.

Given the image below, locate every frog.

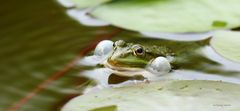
left=89, top=40, right=175, bottom=79
left=79, top=39, right=240, bottom=89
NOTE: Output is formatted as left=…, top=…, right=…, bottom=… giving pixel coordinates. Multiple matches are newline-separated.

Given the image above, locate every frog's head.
left=107, top=40, right=152, bottom=68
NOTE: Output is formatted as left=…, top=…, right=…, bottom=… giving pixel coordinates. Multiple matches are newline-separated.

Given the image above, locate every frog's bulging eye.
left=132, top=45, right=144, bottom=56
left=136, top=48, right=143, bottom=54
left=135, top=48, right=144, bottom=55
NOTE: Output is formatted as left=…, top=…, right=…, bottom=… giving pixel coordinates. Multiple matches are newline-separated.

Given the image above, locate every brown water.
left=0, top=1, right=240, bottom=111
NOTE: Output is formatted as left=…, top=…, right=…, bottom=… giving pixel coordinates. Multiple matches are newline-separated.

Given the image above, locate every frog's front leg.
left=146, top=56, right=172, bottom=76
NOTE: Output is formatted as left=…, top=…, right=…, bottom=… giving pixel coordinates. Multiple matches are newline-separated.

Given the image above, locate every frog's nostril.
left=114, top=40, right=125, bottom=47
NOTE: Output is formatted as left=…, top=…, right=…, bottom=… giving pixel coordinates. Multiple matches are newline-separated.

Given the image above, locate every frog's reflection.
left=80, top=68, right=240, bottom=88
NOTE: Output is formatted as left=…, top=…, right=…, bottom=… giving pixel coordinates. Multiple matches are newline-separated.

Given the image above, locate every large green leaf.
left=91, top=0, right=240, bottom=33
left=71, top=0, right=111, bottom=8
left=62, top=80, right=240, bottom=111
left=210, top=31, right=240, bottom=63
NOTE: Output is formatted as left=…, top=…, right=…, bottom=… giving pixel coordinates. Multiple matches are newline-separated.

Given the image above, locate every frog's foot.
left=78, top=40, right=113, bottom=66
left=146, top=56, right=171, bottom=76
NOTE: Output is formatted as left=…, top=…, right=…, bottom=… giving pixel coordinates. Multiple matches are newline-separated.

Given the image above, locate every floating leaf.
left=89, top=105, right=117, bottom=111
left=91, top=0, right=240, bottom=33
left=71, top=0, right=111, bottom=8
left=62, top=80, right=240, bottom=111
left=210, top=31, right=240, bottom=63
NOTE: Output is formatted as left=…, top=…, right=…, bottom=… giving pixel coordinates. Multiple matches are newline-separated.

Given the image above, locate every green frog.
left=80, top=39, right=240, bottom=87
left=92, top=40, right=175, bottom=78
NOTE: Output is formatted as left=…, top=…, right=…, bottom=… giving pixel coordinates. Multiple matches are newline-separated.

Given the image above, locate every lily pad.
left=62, top=80, right=240, bottom=111
left=91, top=0, right=240, bottom=33
left=71, top=0, right=111, bottom=8
left=210, top=31, right=240, bottom=63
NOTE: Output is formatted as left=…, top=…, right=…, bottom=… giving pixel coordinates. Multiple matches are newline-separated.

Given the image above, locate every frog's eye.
left=132, top=45, right=144, bottom=56
left=136, top=48, right=143, bottom=54
left=114, top=40, right=125, bottom=47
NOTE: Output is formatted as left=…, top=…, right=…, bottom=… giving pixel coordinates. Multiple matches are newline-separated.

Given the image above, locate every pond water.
left=0, top=0, right=240, bottom=111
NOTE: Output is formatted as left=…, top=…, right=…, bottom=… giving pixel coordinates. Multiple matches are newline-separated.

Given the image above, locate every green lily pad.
left=62, top=80, right=240, bottom=111
left=89, top=105, right=117, bottom=111
left=71, top=0, right=111, bottom=8
left=210, top=31, right=240, bottom=63
left=91, top=0, right=240, bottom=33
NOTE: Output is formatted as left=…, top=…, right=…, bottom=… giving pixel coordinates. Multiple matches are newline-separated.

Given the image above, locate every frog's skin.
left=93, top=40, right=174, bottom=77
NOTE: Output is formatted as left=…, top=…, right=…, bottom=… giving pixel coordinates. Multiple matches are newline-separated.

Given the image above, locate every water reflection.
left=80, top=67, right=240, bottom=90
left=81, top=68, right=113, bottom=87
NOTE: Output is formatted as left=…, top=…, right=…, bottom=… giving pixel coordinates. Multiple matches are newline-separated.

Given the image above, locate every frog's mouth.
left=105, top=57, right=149, bottom=71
